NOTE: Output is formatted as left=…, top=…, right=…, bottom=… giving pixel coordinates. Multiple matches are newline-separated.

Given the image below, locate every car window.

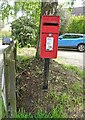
left=72, top=35, right=83, bottom=38
left=63, top=35, right=72, bottom=39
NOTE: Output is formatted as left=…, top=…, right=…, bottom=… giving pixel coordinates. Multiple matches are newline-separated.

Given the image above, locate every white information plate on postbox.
left=46, top=37, right=54, bottom=51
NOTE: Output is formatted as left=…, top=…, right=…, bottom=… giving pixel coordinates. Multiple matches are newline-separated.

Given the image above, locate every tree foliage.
left=0, top=0, right=76, bottom=48
left=5, top=1, right=41, bottom=47
left=12, top=15, right=39, bottom=47
left=66, top=15, right=85, bottom=34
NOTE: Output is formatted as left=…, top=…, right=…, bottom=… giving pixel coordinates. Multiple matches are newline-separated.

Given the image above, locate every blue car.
left=2, top=37, right=13, bottom=45
left=58, top=33, right=85, bottom=52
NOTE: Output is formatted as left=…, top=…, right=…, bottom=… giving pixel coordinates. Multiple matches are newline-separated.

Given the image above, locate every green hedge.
left=66, top=15, right=85, bottom=34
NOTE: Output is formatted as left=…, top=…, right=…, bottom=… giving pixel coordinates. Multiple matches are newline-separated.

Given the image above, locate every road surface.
left=57, top=49, right=84, bottom=71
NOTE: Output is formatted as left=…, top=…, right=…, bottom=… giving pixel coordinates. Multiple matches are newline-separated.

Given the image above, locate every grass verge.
left=62, top=64, right=85, bottom=79
left=1, top=47, right=83, bottom=119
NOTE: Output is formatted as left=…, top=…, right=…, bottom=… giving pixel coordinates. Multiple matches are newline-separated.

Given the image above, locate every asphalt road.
left=57, top=49, right=84, bottom=71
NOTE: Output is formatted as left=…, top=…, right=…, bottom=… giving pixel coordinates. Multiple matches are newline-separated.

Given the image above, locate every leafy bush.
left=11, top=16, right=39, bottom=47
left=66, top=15, right=85, bottom=34
left=11, top=2, right=40, bottom=47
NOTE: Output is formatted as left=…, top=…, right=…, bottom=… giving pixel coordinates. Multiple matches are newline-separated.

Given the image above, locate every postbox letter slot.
left=43, top=22, right=58, bottom=26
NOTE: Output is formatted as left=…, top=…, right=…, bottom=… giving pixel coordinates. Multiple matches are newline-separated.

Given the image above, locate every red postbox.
left=40, top=15, right=60, bottom=58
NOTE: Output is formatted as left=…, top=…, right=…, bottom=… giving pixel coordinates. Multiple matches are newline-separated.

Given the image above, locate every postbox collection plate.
left=46, top=37, right=54, bottom=51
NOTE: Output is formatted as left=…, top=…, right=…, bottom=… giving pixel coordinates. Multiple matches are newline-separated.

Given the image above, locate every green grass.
left=16, top=107, right=66, bottom=119
left=17, top=47, right=36, bottom=57
left=0, top=89, right=2, bottom=119
left=55, top=57, right=85, bottom=79
left=63, top=64, right=85, bottom=78
left=17, top=47, right=36, bottom=69
left=71, top=81, right=82, bottom=93
left=15, top=88, right=82, bottom=118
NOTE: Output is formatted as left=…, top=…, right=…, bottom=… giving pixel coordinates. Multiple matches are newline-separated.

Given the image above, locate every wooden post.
left=9, top=59, right=16, bottom=118
left=2, top=42, right=17, bottom=118
left=4, top=54, right=10, bottom=117
left=43, top=58, right=50, bottom=89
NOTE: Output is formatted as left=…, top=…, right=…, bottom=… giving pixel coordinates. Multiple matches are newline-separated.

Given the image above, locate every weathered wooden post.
left=43, top=58, right=50, bottom=89
left=2, top=42, right=17, bottom=118
left=9, top=59, right=16, bottom=117
left=4, top=53, right=10, bottom=117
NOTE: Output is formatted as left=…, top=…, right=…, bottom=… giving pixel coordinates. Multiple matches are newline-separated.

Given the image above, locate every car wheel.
left=78, top=44, right=85, bottom=52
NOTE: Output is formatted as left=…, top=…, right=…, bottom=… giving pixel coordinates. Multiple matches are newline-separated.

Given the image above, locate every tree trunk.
left=21, top=35, right=24, bottom=47
left=36, top=0, right=58, bottom=58
left=35, top=2, right=44, bottom=58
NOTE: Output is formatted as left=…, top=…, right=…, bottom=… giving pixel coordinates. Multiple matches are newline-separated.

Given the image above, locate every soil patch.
left=16, top=58, right=83, bottom=118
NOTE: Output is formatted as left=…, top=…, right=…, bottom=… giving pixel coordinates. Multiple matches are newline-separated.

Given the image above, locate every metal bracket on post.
left=43, top=58, right=50, bottom=89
